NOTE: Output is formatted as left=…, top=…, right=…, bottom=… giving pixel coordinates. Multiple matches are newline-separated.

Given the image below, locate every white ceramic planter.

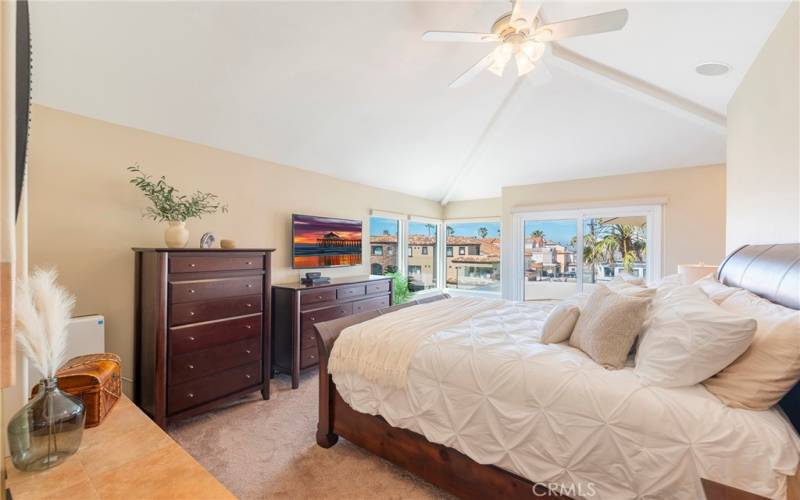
left=164, top=221, right=189, bottom=248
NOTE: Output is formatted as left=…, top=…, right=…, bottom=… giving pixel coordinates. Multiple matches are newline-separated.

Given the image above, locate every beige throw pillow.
left=541, top=302, right=581, bottom=344
left=703, top=290, right=800, bottom=410
left=606, top=277, right=657, bottom=299
left=569, top=285, right=652, bottom=369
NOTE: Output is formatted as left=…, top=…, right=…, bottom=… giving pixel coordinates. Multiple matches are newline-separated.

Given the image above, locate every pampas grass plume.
left=15, top=268, right=76, bottom=379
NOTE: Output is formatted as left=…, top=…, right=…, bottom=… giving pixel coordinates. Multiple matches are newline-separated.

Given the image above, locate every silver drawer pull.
left=317, top=295, right=323, bottom=299
left=187, top=392, right=195, bottom=399
left=189, top=311, right=195, bottom=316
left=188, top=336, right=196, bottom=341
left=189, top=289, right=196, bottom=294
left=245, top=349, right=252, bottom=354
left=246, top=284, right=252, bottom=288
left=309, top=335, right=315, bottom=341
left=247, top=261, right=253, bottom=265
left=188, top=364, right=194, bottom=370
left=244, top=325, right=252, bottom=329
left=190, top=263, right=196, bottom=268
left=245, top=303, right=253, bottom=308
left=310, top=316, right=315, bottom=321
left=245, top=374, right=251, bottom=379
left=310, top=354, right=316, bottom=359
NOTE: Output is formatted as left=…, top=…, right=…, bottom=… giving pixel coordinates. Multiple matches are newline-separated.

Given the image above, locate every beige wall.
left=27, top=105, right=442, bottom=395
left=726, top=2, right=799, bottom=251
left=444, top=198, right=502, bottom=219
left=502, top=164, right=727, bottom=288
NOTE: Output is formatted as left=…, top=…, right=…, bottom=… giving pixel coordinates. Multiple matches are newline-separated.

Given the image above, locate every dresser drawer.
left=169, top=361, right=261, bottom=414
left=170, top=276, right=262, bottom=304
left=300, top=345, right=319, bottom=369
left=300, top=288, right=336, bottom=306
left=170, top=255, right=264, bottom=274
left=337, top=285, right=365, bottom=300
left=353, top=295, right=390, bottom=315
left=170, top=337, right=261, bottom=385
left=301, top=328, right=319, bottom=351
left=170, top=294, right=262, bottom=326
left=170, top=314, right=261, bottom=355
left=366, top=280, right=390, bottom=295
left=301, top=303, right=353, bottom=329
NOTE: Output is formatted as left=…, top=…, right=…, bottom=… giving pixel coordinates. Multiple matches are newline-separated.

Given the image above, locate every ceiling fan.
left=422, top=0, right=629, bottom=88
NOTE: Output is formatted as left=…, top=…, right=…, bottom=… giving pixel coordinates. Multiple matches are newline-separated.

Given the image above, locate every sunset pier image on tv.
left=292, top=214, right=363, bottom=268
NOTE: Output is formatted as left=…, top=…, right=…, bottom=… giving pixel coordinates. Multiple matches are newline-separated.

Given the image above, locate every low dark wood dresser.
left=133, top=248, right=275, bottom=428
left=272, top=275, right=392, bottom=388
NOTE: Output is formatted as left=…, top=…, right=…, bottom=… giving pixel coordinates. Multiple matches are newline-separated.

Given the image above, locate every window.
left=512, top=205, right=661, bottom=301
left=446, top=220, right=501, bottom=293
left=408, top=246, right=413, bottom=256
left=582, top=216, right=648, bottom=292
left=369, top=216, right=399, bottom=275
left=408, top=220, right=439, bottom=291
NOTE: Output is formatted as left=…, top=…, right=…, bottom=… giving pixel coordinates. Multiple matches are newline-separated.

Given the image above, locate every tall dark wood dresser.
left=272, top=275, right=392, bottom=388
left=133, top=248, right=275, bottom=428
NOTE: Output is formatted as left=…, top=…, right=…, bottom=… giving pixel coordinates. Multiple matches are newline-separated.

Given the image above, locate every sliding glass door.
left=523, top=219, right=578, bottom=301
left=513, top=205, right=661, bottom=301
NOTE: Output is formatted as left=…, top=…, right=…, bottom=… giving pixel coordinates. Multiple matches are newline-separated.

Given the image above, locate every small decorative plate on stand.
left=200, top=232, right=216, bottom=249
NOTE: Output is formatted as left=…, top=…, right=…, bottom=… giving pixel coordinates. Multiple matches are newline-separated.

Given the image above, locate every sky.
left=524, top=220, right=577, bottom=247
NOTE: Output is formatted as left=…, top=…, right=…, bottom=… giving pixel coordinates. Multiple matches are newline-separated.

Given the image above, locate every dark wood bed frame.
left=314, top=244, right=800, bottom=500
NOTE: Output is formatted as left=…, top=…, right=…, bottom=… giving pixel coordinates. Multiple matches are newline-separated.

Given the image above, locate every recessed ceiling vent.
left=695, top=62, right=731, bottom=76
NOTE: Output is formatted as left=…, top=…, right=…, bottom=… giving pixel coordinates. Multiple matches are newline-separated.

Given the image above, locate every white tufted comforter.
left=332, top=299, right=800, bottom=499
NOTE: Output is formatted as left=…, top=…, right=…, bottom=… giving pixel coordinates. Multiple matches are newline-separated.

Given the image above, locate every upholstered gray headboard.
left=717, top=243, right=800, bottom=430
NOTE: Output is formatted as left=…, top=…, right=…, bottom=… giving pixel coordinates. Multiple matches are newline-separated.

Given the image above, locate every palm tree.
left=382, top=229, right=390, bottom=236
left=478, top=227, right=488, bottom=238
left=425, top=223, right=436, bottom=236
left=446, top=226, right=455, bottom=237
left=530, top=229, right=545, bottom=248
left=585, top=222, right=646, bottom=275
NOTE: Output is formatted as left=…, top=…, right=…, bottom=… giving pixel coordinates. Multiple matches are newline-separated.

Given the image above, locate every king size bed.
left=313, top=244, right=800, bottom=499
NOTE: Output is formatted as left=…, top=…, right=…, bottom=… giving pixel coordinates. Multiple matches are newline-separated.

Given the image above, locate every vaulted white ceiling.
left=30, top=1, right=791, bottom=202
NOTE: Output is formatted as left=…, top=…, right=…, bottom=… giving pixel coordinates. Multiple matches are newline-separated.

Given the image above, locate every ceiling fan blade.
left=510, top=0, right=542, bottom=30
left=422, top=31, right=500, bottom=43
left=449, top=52, right=495, bottom=88
left=534, top=9, right=629, bottom=41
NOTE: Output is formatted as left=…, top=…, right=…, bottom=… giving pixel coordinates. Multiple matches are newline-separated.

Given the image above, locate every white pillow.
left=694, top=274, right=741, bottom=304
left=541, top=302, right=581, bottom=344
left=634, top=285, right=757, bottom=388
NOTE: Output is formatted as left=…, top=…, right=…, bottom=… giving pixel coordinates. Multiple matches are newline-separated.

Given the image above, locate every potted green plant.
left=128, top=165, right=227, bottom=248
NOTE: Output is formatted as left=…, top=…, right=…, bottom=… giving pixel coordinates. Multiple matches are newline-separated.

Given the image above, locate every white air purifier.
left=27, top=314, right=106, bottom=384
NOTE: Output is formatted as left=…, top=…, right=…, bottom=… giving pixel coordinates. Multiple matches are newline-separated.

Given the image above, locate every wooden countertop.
left=5, top=396, right=233, bottom=500
left=273, top=274, right=391, bottom=290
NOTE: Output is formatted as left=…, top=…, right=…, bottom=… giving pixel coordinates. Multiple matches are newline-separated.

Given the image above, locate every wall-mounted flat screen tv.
left=292, top=214, right=363, bottom=269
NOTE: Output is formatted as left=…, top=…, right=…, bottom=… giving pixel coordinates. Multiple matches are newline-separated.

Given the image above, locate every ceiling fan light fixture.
left=533, top=28, right=553, bottom=42
left=488, top=44, right=513, bottom=76
left=520, top=41, right=545, bottom=62
left=515, top=51, right=536, bottom=76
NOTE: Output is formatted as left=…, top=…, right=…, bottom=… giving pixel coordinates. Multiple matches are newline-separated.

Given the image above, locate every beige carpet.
left=169, top=370, right=452, bottom=499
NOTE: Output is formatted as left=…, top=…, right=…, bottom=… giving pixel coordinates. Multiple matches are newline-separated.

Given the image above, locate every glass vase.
left=7, top=377, right=86, bottom=471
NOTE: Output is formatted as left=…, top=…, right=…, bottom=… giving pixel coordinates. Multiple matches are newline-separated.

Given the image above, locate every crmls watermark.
left=533, top=482, right=598, bottom=497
